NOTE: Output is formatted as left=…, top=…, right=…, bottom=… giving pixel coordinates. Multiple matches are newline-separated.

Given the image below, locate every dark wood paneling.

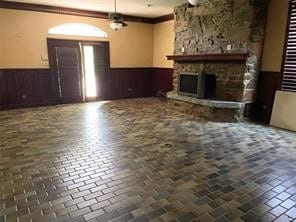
left=152, top=68, right=173, bottom=96
left=0, top=1, right=154, bottom=24
left=0, top=69, right=54, bottom=110
left=254, top=71, right=281, bottom=123
left=0, top=67, right=174, bottom=109
left=108, top=68, right=152, bottom=100
left=107, top=68, right=173, bottom=99
left=107, top=67, right=173, bottom=99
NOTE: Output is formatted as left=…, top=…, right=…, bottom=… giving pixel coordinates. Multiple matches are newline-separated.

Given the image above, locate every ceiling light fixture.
left=109, top=22, right=123, bottom=31
left=109, top=0, right=128, bottom=31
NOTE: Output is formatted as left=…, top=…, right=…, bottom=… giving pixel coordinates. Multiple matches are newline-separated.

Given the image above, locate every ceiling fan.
left=108, top=0, right=128, bottom=31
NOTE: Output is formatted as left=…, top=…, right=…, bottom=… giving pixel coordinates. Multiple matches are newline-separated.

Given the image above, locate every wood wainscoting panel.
left=0, top=67, right=174, bottom=109
left=108, top=68, right=152, bottom=100
left=0, top=69, right=54, bottom=109
left=107, top=67, right=173, bottom=99
left=254, top=71, right=282, bottom=123
left=152, top=68, right=173, bottom=96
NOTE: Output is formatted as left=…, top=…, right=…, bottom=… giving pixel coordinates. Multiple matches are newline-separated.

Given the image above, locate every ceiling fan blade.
left=121, top=22, right=128, bottom=27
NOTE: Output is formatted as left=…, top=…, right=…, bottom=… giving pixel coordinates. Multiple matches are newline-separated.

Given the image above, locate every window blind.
left=282, top=0, right=296, bottom=92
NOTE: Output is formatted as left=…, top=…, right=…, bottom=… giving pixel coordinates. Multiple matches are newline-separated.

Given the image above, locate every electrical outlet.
left=41, top=56, right=49, bottom=66
left=42, top=61, right=49, bottom=66
left=227, top=44, right=232, bottom=51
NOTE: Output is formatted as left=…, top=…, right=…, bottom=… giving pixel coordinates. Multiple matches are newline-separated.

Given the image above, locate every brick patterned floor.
left=0, top=98, right=296, bottom=222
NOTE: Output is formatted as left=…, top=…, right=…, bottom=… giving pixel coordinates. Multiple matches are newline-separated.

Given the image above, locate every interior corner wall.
left=152, top=20, right=174, bottom=68
left=0, top=8, right=153, bottom=68
left=261, top=0, right=289, bottom=72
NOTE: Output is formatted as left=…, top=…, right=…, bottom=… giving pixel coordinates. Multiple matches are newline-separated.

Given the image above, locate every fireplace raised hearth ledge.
left=167, top=92, right=245, bottom=122
left=166, top=53, right=248, bottom=63
left=167, top=92, right=244, bottom=109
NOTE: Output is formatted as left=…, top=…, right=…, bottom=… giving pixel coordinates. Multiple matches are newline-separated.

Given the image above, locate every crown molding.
left=152, top=14, right=174, bottom=24
left=0, top=1, right=173, bottom=24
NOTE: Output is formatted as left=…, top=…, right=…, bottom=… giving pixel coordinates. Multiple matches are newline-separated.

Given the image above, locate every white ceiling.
left=6, top=0, right=188, bottom=18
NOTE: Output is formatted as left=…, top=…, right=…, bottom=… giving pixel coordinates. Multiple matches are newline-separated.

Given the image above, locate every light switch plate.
left=227, top=44, right=232, bottom=51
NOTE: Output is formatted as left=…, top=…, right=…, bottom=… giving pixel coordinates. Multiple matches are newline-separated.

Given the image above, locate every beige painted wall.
left=0, top=8, right=153, bottom=68
left=152, top=20, right=174, bottom=68
left=261, top=0, right=289, bottom=72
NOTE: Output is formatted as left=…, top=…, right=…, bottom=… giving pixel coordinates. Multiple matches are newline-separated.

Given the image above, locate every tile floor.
left=0, top=98, right=296, bottom=222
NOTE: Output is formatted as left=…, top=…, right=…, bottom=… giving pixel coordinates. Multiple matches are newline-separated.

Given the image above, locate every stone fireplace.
left=167, top=0, right=269, bottom=122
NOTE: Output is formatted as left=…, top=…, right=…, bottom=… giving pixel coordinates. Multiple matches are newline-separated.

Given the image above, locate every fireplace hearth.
left=167, top=92, right=245, bottom=122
